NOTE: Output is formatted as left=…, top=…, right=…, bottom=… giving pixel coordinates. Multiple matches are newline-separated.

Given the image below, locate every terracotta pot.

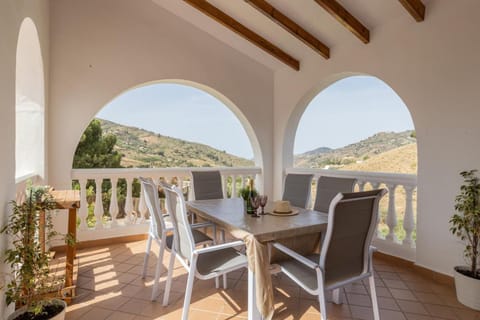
left=7, top=299, right=67, bottom=320
left=454, top=266, right=480, bottom=311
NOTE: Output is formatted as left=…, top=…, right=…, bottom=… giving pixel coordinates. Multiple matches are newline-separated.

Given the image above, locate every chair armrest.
left=191, top=221, right=214, bottom=229
left=194, top=240, right=245, bottom=255
left=272, top=242, right=318, bottom=269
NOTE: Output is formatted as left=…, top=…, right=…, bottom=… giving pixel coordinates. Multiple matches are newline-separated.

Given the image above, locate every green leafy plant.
left=1, top=184, right=67, bottom=318
left=450, top=170, right=480, bottom=279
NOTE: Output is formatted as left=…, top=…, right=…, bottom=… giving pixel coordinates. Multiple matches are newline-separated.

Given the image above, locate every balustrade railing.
left=286, top=168, right=417, bottom=261
left=68, top=166, right=415, bottom=260
left=70, top=167, right=261, bottom=242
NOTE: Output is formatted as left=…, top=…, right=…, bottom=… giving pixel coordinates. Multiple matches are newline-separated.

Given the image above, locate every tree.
left=73, top=119, right=122, bottom=169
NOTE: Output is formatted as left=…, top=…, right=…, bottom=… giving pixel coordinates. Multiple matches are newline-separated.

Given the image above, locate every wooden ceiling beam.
left=183, top=0, right=300, bottom=70
left=313, top=0, right=370, bottom=44
left=245, top=0, right=330, bottom=59
left=398, top=0, right=425, bottom=22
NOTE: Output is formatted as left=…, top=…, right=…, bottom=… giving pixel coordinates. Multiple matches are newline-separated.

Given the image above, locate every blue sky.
left=97, top=76, right=414, bottom=159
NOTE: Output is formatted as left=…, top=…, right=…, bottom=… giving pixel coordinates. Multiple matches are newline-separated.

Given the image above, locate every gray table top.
left=187, top=198, right=328, bottom=243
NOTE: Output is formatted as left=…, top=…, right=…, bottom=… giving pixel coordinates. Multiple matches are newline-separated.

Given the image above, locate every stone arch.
left=15, top=18, right=45, bottom=179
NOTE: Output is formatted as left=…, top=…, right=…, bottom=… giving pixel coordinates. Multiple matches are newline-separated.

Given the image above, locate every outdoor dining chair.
left=282, top=173, right=314, bottom=208
left=313, top=176, right=357, bottom=213
left=273, top=189, right=387, bottom=320
left=190, top=170, right=223, bottom=235
left=160, top=181, right=248, bottom=320
left=191, top=170, right=225, bottom=200
left=139, top=177, right=214, bottom=301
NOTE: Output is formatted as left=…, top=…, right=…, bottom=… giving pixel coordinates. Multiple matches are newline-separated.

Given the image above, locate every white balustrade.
left=78, top=178, right=88, bottom=230
left=386, top=184, right=398, bottom=242
left=94, top=178, right=104, bottom=229
left=70, top=167, right=261, bottom=242
left=286, top=167, right=417, bottom=261
left=109, top=177, right=119, bottom=227
left=124, top=177, right=134, bottom=224
left=403, top=185, right=416, bottom=248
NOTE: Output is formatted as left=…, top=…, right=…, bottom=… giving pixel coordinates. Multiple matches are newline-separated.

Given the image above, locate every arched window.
left=294, top=76, right=416, bottom=174
left=15, top=18, right=45, bottom=179
left=75, top=82, right=255, bottom=169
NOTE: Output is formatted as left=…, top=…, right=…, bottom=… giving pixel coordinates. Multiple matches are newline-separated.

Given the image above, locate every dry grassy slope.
left=295, top=130, right=415, bottom=169
left=342, top=143, right=417, bottom=174
left=99, top=119, right=254, bottom=168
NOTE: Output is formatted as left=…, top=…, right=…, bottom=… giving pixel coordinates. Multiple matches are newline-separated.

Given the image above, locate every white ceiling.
left=152, top=0, right=431, bottom=71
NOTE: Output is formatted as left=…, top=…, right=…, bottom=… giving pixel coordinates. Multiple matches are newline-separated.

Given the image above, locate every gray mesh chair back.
left=191, top=171, right=224, bottom=200
left=313, top=176, right=357, bottom=213
left=273, top=188, right=386, bottom=320
left=160, top=181, right=195, bottom=262
left=139, top=177, right=166, bottom=239
left=282, top=173, right=314, bottom=208
left=320, top=189, right=387, bottom=287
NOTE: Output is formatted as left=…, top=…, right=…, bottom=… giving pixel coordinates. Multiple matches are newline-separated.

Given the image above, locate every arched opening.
left=71, top=81, right=261, bottom=228
left=15, top=18, right=45, bottom=180
left=294, top=76, right=416, bottom=174
left=75, top=81, right=257, bottom=169
left=287, top=75, right=418, bottom=249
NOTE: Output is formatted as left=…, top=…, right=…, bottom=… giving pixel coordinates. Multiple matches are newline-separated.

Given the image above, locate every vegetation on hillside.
left=343, top=143, right=417, bottom=174
left=99, top=118, right=254, bottom=168
left=295, top=130, right=416, bottom=171
left=73, top=119, right=122, bottom=169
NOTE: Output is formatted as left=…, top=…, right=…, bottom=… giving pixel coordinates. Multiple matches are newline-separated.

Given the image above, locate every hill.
left=295, top=130, right=416, bottom=171
left=342, top=143, right=417, bottom=174
left=98, top=119, right=254, bottom=168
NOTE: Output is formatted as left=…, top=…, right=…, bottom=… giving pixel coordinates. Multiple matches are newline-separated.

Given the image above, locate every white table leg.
left=248, top=268, right=261, bottom=320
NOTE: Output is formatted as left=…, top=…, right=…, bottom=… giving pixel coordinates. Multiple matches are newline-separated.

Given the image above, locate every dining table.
left=186, top=197, right=328, bottom=320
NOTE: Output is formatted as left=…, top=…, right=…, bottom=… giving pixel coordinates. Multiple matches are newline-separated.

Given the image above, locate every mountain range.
left=294, top=130, right=416, bottom=171
left=98, top=119, right=416, bottom=173
left=99, top=119, right=254, bottom=168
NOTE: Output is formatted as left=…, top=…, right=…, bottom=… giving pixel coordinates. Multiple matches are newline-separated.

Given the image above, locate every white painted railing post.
left=94, top=178, right=104, bottom=229
left=109, top=177, right=119, bottom=227
left=187, top=179, right=194, bottom=201
left=232, top=175, right=238, bottom=198
left=357, top=181, right=366, bottom=191
left=386, top=184, right=398, bottom=242
left=78, top=178, right=88, bottom=230
left=403, top=185, right=416, bottom=247
left=221, top=174, right=228, bottom=198
left=369, top=182, right=381, bottom=238
left=125, top=177, right=134, bottom=224
left=138, top=184, right=147, bottom=223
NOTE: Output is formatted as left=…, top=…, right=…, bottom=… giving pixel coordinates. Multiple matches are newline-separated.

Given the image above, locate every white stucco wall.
left=16, top=17, right=46, bottom=180
left=0, top=0, right=50, bottom=314
left=48, top=0, right=274, bottom=197
left=274, top=1, right=480, bottom=276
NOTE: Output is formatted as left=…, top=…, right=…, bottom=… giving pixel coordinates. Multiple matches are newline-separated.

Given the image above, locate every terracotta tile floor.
left=60, top=240, right=480, bottom=320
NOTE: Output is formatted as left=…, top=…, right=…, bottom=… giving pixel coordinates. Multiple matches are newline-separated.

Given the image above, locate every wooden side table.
left=50, top=190, right=80, bottom=302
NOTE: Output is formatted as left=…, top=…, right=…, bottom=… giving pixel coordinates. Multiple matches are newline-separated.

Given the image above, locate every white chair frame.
left=273, top=190, right=387, bottom=320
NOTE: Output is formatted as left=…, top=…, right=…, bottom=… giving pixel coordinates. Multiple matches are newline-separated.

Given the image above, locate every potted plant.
left=1, top=184, right=68, bottom=319
left=450, top=170, right=480, bottom=310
